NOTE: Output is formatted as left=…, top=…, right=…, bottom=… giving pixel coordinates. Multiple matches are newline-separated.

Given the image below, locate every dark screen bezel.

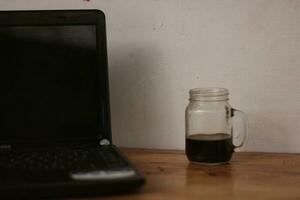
left=0, top=10, right=112, bottom=145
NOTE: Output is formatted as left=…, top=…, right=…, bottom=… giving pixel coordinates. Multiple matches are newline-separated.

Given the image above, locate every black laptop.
left=0, top=10, right=145, bottom=198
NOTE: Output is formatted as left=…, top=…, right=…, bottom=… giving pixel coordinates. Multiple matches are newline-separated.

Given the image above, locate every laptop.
left=0, top=10, right=145, bottom=198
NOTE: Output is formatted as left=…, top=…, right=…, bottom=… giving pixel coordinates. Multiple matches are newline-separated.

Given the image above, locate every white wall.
left=1, top=0, right=299, bottom=153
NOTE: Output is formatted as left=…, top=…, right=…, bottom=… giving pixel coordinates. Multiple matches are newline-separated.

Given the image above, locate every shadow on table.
left=185, top=163, right=239, bottom=199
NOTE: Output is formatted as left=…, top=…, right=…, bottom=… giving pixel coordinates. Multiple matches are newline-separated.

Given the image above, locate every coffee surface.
left=186, top=133, right=234, bottom=163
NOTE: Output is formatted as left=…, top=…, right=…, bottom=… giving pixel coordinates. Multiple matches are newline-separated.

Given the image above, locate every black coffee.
left=186, top=133, right=234, bottom=163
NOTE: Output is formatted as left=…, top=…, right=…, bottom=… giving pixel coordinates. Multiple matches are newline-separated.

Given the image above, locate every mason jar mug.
left=185, top=88, right=248, bottom=164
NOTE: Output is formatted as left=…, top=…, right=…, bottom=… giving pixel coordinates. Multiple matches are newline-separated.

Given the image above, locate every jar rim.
left=189, top=87, right=229, bottom=97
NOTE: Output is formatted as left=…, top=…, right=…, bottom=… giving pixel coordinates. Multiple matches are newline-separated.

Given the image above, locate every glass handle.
left=231, top=108, right=248, bottom=149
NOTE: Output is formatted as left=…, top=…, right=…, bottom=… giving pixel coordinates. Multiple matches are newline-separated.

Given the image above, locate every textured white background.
left=1, top=0, right=299, bottom=153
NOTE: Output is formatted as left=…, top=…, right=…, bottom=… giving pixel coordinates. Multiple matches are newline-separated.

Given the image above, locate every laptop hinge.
left=0, top=144, right=12, bottom=150
left=99, top=139, right=111, bottom=146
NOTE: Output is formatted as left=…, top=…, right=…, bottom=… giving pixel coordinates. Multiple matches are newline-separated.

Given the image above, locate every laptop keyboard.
left=0, top=146, right=128, bottom=172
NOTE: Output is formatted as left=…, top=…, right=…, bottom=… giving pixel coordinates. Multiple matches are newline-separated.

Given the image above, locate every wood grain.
left=70, top=149, right=300, bottom=200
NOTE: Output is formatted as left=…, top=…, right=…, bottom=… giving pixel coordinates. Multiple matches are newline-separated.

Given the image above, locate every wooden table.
left=74, top=149, right=300, bottom=200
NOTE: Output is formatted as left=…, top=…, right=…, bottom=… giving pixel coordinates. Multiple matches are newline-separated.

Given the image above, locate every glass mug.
left=185, top=88, right=248, bottom=164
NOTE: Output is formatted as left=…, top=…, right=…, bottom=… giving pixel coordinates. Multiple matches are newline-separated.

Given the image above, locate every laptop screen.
left=0, top=25, right=102, bottom=141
